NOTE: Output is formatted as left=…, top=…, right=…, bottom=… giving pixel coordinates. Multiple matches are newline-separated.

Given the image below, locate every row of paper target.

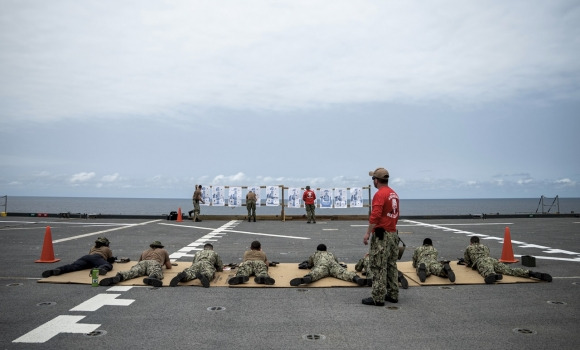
left=196, top=185, right=365, bottom=208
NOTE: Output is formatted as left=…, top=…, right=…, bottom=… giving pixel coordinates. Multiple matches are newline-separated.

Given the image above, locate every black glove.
left=298, top=261, right=309, bottom=269
left=115, top=257, right=131, bottom=263
left=107, top=257, right=116, bottom=263
left=339, top=263, right=347, bottom=268
left=269, top=261, right=279, bottom=267
left=457, top=258, right=466, bottom=265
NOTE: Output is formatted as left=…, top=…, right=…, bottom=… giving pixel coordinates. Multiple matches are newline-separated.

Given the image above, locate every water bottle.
left=91, top=268, right=99, bottom=287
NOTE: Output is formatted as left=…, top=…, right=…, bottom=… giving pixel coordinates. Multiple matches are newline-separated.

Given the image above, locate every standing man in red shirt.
left=362, top=167, right=400, bottom=306
left=303, top=185, right=317, bottom=224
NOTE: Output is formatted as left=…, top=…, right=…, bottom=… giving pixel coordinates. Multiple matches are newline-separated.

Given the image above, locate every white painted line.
left=159, top=223, right=217, bottom=230
left=169, top=220, right=241, bottom=261
left=402, top=219, right=580, bottom=263
left=178, top=247, right=202, bottom=252
left=53, top=220, right=161, bottom=243
left=107, top=286, right=133, bottom=292
left=70, top=294, right=134, bottom=312
left=13, top=315, right=100, bottom=343
left=222, top=229, right=310, bottom=239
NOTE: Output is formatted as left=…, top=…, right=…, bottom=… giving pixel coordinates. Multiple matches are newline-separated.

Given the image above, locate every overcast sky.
left=1, top=0, right=579, bottom=199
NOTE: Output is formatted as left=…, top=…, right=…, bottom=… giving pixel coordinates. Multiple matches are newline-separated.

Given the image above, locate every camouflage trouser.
left=475, top=257, right=529, bottom=279
left=193, top=201, right=201, bottom=220
left=236, top=260, right=269, bottom=278
left=182, top=261, right=216, bottom=281
left=119, top=260, right=163, bottom=280
left=357, top=255, right=404, bottom=286
left=307, top=263, right=357, bottom=283
left=369, top=232, right=399, bottom=302
left=247, top=201, right=256, bottom=219
left=417, top=258, right=445, bottom=277
left=305, top=204, right=316, bottom=222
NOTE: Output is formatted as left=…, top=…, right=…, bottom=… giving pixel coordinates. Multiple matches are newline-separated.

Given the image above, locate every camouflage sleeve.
left=412, top=248, right=419, bottom=268
left=354, top=258, right=364, bottom=272
left=308, top=254, right=315, bottom=268
left=463, top=247, right=472, bottom=266
left=215, top=254, right=224, bottom=272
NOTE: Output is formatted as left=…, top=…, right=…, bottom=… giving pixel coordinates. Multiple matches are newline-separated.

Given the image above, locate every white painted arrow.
left=70, top=293, right=134, bottom=312
left=13, top=315, right=99, bottom=343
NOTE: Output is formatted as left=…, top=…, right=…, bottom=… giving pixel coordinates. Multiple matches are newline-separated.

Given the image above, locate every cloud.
left=212, top=172, right=247, bottom=185
left=555, top=178, right=576, bottom=186
left=101, top=173, right=120, bottom=182
left=69, top=172, right=96, bottom=183
left=1, top=1, right=579, bottom=123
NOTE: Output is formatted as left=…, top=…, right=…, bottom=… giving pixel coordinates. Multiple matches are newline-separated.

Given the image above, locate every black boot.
left=529, top=271, right=552, bottom=282
left=484, top=274, right=503, bottom=284
left=443, top=263, right=456, bottom=282
left=398, top=271, right=409, bottom=289
left=418, top=263, right=427, bottom=282
left=170, top=272, right=187, bottom=287
left=99, top=273, right=122, bottom=286
left=362, top=297, right=384, bottom=306
left=196, top=273, right=210, bottom=288
left=254, top=276, right=276, bottom=285
left=42, top=269, right=61, bottom=278
left=353, top=275, right=368, bottom=286
left=228, top=275, right=249, bottom=285
left=290, top=277, right=304, bottom=286
left=143, top=276, right=163, bottom=287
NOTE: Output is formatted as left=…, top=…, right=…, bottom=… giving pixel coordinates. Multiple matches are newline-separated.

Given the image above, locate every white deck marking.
left=402, top=219, right=580, bottom=262
left=13, top=315, right=100, bottom=343
left=167, top=220, right=310, bottom=260
left=53, top=220, right=161, bottom=243
left=70, top=294, right=134, bottom=311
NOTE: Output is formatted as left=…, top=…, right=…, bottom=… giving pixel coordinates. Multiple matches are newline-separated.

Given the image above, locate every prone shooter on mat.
left=228, top=240, right=277, bottom=286
left=290, top=244, right=369, bottom=287
left=170, top=243, right=223, bottom=288
left=412, top=238, right=455, bottom=283
left=99, top=240, right=172, bottom=287
left=42, top=237, right=116, bottom=278
left=463, top=236, right=552, bottom=284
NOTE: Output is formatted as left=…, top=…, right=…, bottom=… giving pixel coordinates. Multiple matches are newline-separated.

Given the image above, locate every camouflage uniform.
left=182, top=249, right=224, bottom=281
left=464, top=242, right=529, bottom=279
left=305, top=251, right=357, bottom=282
left=369, top=232, right=400, bottom=302
left=412, top=245, right=446, bottom=278
left=192, top=187, right=203, bottom=221
left=236, top=260, right=269, bottom=279
left=120, top=260, right=164, bottom=280
left=305, top=204, right=316, bottom=223
left=246, top=192, right=257, bottom=221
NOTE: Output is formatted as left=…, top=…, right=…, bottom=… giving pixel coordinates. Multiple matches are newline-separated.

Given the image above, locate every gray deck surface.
left=1, top=216, right=579, bottom=349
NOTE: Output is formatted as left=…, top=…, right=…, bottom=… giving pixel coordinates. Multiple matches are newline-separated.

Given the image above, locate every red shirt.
left=369, top=186, right=399, bottom=232
left=303, top=189, right=316, bottom=205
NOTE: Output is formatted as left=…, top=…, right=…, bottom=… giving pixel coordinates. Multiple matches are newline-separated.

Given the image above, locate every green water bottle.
left=91, top=268, right=99, bottom=287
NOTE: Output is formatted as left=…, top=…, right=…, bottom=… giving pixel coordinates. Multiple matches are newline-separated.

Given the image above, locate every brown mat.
left=38, top=261, right=536, bottom=287
left=38, top=262, right=368, bottom=288
left=398, top=261, right=537, bottom=285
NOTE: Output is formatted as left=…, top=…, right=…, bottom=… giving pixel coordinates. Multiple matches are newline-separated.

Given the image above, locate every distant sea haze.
left=3, top=196, right=579, bottom=216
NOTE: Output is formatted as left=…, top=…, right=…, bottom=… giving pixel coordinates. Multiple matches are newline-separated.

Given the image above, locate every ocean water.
left=3, top=196, right=579, bottom=216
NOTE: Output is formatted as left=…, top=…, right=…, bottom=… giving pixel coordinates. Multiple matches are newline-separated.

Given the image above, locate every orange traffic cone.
left=177, top=207, right=183, bottom=222
left=35, top=226, right=60, bottom=263
left=498, top=226, right=519, bottom=263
